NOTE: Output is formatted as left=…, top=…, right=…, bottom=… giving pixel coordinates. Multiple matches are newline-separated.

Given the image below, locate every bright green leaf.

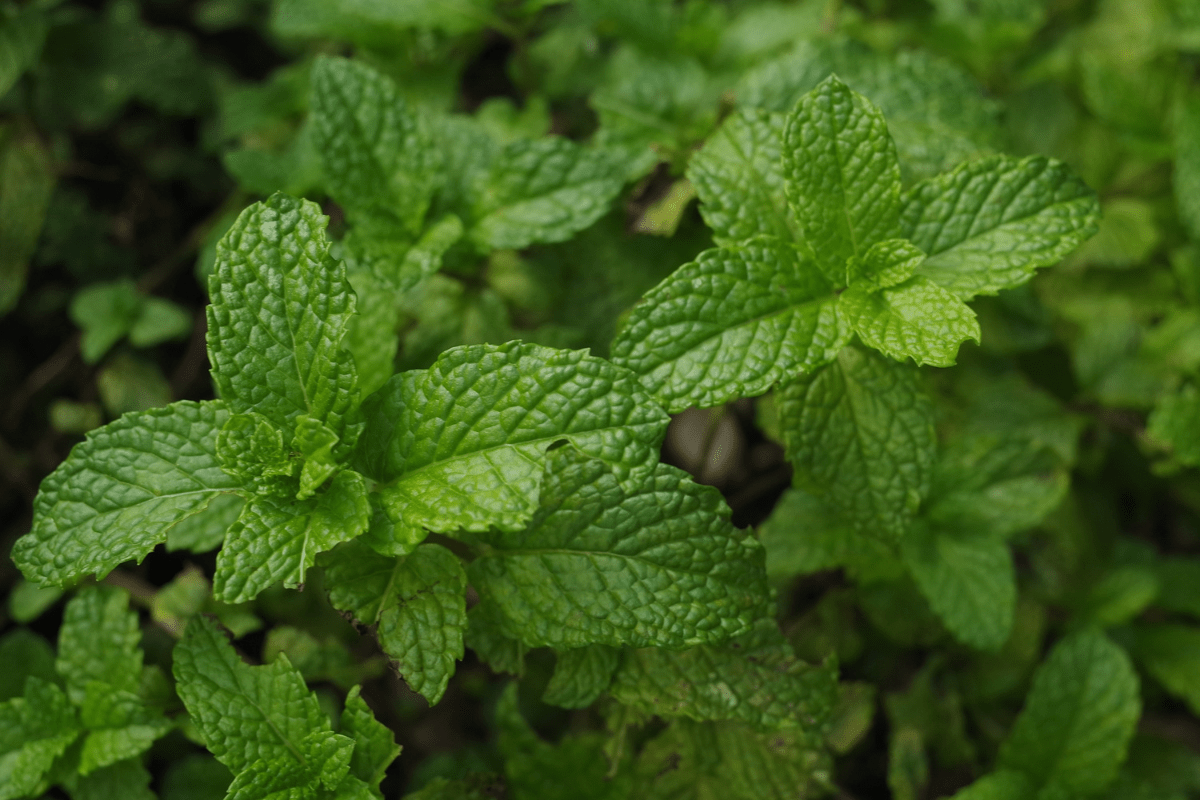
left=839, top=276, right=981, bottom=367
left=542, top=645, right=620, bottom=709
left=609, top=237, right=849, bottom=413
left=899, top=155, right=1101, bottom=299
left=224, top=730, right=357, bottom=800
left=340, top=686, right=401, bottom=791
left=207, top=194, right=358, bottom=441
left=776, top=345, right=936, bottom=542
left=782, top=75, right=902, bottom=281
left=56, top=586, right=142, bottom=702
left=356, top=341, right=669, bottom=539
left=0, top=678, right=79, bottom=800
left=467, top=447, right=771, bottom=649
left=12, top=401, right=239, bottom=588
left=213, top=469, right=370, bottom=603
left=946, top=770, right=1036, bottom=800
left=1147, top=385, right=1200, bottom=466
left=323, top=542, right=467, bottom=704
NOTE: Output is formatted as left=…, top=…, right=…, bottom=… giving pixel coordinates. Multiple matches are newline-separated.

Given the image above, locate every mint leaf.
left=343, top=270, right=399, bottom=398
left=782, top=75, right=902, bottom=280
left=0, top=678, right=79, bottom=800
left=542, top=645, right=620, bottom=709
left=899, top=155, right=1101, bottom=299
left=756, top=489, right=898, bottom=581
left=0, top=630, right=56, bottom=702
left=167, top=493, right=243, bottom=553
left=1147, top=385, right=1200, bottom=467
left=846, top=239, right=925, bottom=292
left=496, top=684, right=628, bottom=800
left=12, top=400, right=238, bottom=588
left=947, top=770, right=1036, bottom=800
left=207, top=194, right=357, bottom=442
left=323, top=541, right=467, bottom=704
left=310, top=57, right=436, bottom=236
left=634, top=719, right=828, bottom=800
left=224, top=730, right=357, bottom=800
left=66, top=757, right=156, bottom=800
left=686, top=109, right=795, bottom=246
left=467, top=137, right=624, bottom=251
left=1175, top=89, right=1200, bottom=241
left=340, top=686, right=400, bottom=791
left=213, top=469, right=370, bottom=603
left=77, top=687, right=172, bottom=775
left=997, top=629, right=1140, bottom=798
left=839, top=276, right=981, bottom=367
left=610, top=619, right=838, bottom=730
left=464, top=601, right=527, bottom=677
left=356, top=341, right=668, bottom=539
left=1129, top=623, right=1200, bottom=717
left=609, top=237, right=848, bottom=413
left=173, top=616, right=331, bottom=774
left=56, top=585, right=142, bottom=701
left=467, top=447, right=770, bottom=649
left=776, top=345, right=936, bottom=542
left=900, top=523, right=1016, bottom=651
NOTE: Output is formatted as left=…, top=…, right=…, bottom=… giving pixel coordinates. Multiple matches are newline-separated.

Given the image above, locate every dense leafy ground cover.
left=3, top=1, right=1200, bottom=798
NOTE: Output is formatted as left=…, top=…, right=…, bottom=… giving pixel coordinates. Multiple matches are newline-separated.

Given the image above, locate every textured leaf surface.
left=12, top=400, right=238, bottom=587
left=610, top=619, right=838, bottom=730
left=56, top=585, right=142, bottom=701
left=901, top=524, right=1015, bottom=651
left=77, top=687, right=172, bottom=775
left=782, top=75, right=901, bottom=279
left=468, top=137, right=624, bottom=251
left=687, top=109, right=795, bottom=246
left=207, top=194, right=357, bottom=440
left=173, top=616, right=331, bottom=775
left=343, top=269, right=399, bottom=398
left=997, top=629, right=1140, bottom=798
left=610, top=238, right=848, bottom=412
left=634, top=719, right=827, bottom=800
left=839, top=276, right=980, bottom=367
left=542, top=645, right=620, bottom=709
left=846, top=239, right=925, bottom=292
left=224, top=730, right=356, bottom=800
left=0, top=678, right=79, bottom=800
left=214, top=469, right=370, bottom=603
left=340, top=686, right=400, bottom=791
left=900, top=155, right=1100, bottom=299
left=310, top=57, right=436, bottom=234
left=356, top=341, right=669, bottom=537
left=756, top=489, right=898, bottom=581
left=467, top=448, right=771, bottom=649
left=166, top=493, right=243, bottom=553
left=776, top=345, right=936, bottom=541
left=324, top=541, right=467, bottom=704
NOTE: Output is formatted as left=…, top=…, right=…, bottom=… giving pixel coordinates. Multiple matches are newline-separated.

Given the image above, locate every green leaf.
left=0, top=630, right=56, bottom=702
left=12, top=400, right=239, bottom=588
left=467, top=447, right=771, bottom=649
left=213, top=469, right=370, bottom=603
left=496, top=684, right=629, bottom=800
left=610, top=619, right=839, bottom=730
left=1147, top=385, right=1200, bottom=467
left=0, top=678, right=79, bottom=800
left=899, top=155, right=1101, bottom=299
left=67, top=757, right=156, bottom=800
left=839, top=276, right=981, bottom=367
left=464, top=602, right=527, bottom=677
left=224, top=730, right=358, bottom=800
left=216, top=412, right=296, bottom=495
left=782, top=75, right=902, bottom=280
left=343, top=269, right=399, bottom=398
left=310, top=57, right=437, bottom=235
left=0, top=3, right=47, bottom=98
left=356, top=341, right=669, bottom=539
left=633, top=719, right=828, bottom=800
left=846, top=239, right=925, bottom=292
left=946, top=770, right=1036, bottom=800
left=167, top=493, right=243, bottom=553
left=687, top=109, right=794, bottom=246
left=1129, top=623, right=1200, bottom=717
left=776, top=345, right=936, bottom=542
left=997, top=629, right=1140, bottom=798
left=468, top=137, right=624, bottom=251
left=128, top=296, right=193, bottom=348
left=172, top=616, right=331, bottom=775
left=542, top=645, right=620, bottom=709
left=70, top=280, right=143, bottom=364
left=0, top=128, right=54, bottom=317
left=900, top=523, right=1016, bottom=651
left=272, top=0, right=496, bottom=39
left=8, top=579, right=62, bottom=624
left=78, top=686, right=172, bottom=775
left=207, top=194, right=358, bottom=441
left=1175, top=89, right=1200, bottom=241
left=323, top=541, right=467, bottom=704
left=56, top=586, right=142, bottom=701
left=292, top=415, right=341, bottom=500
left=609, top=238, right=849, bottom=413
left=340, top=686, right=401, bottom=791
